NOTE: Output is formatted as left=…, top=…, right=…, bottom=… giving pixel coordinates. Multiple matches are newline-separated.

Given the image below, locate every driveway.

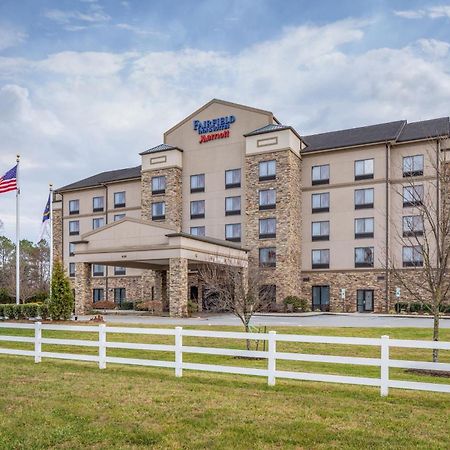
left=77, top=312, right=450, bottom=328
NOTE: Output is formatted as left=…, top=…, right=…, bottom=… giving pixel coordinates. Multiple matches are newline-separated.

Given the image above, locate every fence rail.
left=0, top=322, right=449, bottom=397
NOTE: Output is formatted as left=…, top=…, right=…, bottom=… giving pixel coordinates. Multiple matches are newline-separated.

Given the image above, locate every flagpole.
left=49, top=183, right=53, bottom=293
left=15, top=154, right=20, bottom=305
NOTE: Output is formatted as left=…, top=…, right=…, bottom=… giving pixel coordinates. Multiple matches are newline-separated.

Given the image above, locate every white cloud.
left=0, top=24, right=27, bottom=51
left=395, top=5, right=450, bottom=19
left=116, top=23, right=164, bottom=37
left=417, top=38, right=450, bottom=58
left=43, top=2, right=110, bottom=26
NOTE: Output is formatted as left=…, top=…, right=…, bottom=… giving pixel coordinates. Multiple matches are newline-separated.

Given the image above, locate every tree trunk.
left=432, top=312, right=440, bottom=363
left=244, top=321, right=251, bottom=351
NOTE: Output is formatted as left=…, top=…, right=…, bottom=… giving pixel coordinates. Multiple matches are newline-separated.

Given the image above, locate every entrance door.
left=356, top=289, right=374, bottom=312
left=312, top=286, right=330, bottom=312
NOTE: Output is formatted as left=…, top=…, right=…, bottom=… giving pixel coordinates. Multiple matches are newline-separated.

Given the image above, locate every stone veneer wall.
left=52, top=208, right=63, bottom=262
left=244, top=149, right=302, bottom=304
left=168, top=257, right=188, bottom=317
left=90, top=275, right=143, bottom=303
left=74, top=262, right=91, bottom=314
left=141, top=167, right=182, bottom=230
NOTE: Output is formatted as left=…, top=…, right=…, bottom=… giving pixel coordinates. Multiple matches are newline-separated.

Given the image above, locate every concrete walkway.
left=77, top=312, right=450, bottom=328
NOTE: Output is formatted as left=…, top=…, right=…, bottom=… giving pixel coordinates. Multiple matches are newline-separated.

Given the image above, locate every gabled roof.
left=303, top=120, right=406, bottom=153
left=56, top=165, right=141, bottom=193
left=139, top=143, right=182, bottom=155
left=244, top=123, right=302, bottom=141
left=397, top=117, right=450, bottom=142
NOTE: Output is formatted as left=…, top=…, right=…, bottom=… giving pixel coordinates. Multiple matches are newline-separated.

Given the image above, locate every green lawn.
left=0, top=324, right=449, bottom=449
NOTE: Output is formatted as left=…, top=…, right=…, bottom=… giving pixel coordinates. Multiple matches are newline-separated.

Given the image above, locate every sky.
left=1, top=0, right=450, bottom=240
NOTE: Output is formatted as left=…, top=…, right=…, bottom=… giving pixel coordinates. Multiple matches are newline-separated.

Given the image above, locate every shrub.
left=0, top=304, right=5, bottom=318
left=188, top=299, right=198, bottom=315
left=25, top=291, right=49, bottom=304
left=48, top=261, right=74, bottom=320
left=4, top=304, right=16, bottom=319
left=0, top=288, right=13, bottom=304
left=394, top=302, right=450, bottom=314
left=90, top=300, right=116, bottom=310
left=39, top=303, right=50, bottom=320
left=23, top=303, right=40, bottom=318
left=283, top=296, right=309, bottom=312
left=118, top=301, right=134, bottom=311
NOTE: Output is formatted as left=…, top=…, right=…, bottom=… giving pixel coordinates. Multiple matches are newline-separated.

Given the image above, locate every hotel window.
left=190, top=174, right=205, bottom=193
left=114, top=266, right=126, bottom=276
left=152, top=201, right=165, bottom=220
left=403, top=245, right=423, bottom=267
left=151, top=176, right=166, bottom=195
left=69, top=199, right=79, bottom=215
left=311, top=192, right=329, bottom=213
left=92, top=264, right=105, bottom=277
left=190, top=200, right=205, bottom=219
left=355, top=188, right=374, bottom=209
left=259, top=218, right=276, bottom=239
left=355, top=158, right=374, bottom=181
left=114, top=191, right=126, bottom=208
left=225, top=169, right=241, bottom=189
left=403, top=185, right=424, bottom=207
left=259, top=247, right=276, bottom=267
left=114, top=288, right=126, bottom=304
left=403, top=155, right=424, bottom=177
left=114, top=213, right=125, bottom=221
left=190, top=226, right=205, bottom=237
left=225, top=196, right=241, bottom=216
left=403, top=215, right=424, bottom=237
left=225, top=223, right=241, bottom=242
left=69, top=263, right=75, bottom=277
left=93, top=196, right=104, bottom=212
left=355, top=217, right=374, bottom=239
left=311, top=164, right=330, bottom=185
left=311, top=221, right=330, bottom=241
left=92, top=217, right=104, bottom=230
left=312, top=249, right=330, bottom=269
left=354, top=247, right=374, bottom=268
left=259, top=160, right=276, bottom=181
left=69, top=242, right=75, bottom=256
left=259, top=189, right=276, bottom=210
left=69, top=220, right=79, bottom=236
left=93, top=288, right=104, bottom=303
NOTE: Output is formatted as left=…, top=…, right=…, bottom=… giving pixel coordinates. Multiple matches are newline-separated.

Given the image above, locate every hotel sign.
left=193, top=115, right=236, bottom=144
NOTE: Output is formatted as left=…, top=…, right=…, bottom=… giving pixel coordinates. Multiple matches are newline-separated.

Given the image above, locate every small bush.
left=90, top=300, right=116, bottom=310
left=49, top=261, right=74, bottom=320
left=0, top=304, right=5, bottom=317
left=39, top=303, right=50, bottom=320
left=394, top=302, right=450, bottom=314
left=23, top=303, right=40, bottom=318
left=4, top=304, right=16, bottom=319
left=118, top=301, right=134, bottom=310
left=0, top=288, right=13, bottom=304
left=283, top=296, right=309, bottom=312
left=25, top=291, right=48, bottom=304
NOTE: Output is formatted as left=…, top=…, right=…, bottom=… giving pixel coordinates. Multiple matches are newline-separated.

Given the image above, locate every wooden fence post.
left=99, top=324, right=107, bottom=369
left=34, top=321, right=42, bottom=363
left=380, top=335, right=389, bottom=397
left=268, top=331, right=276, bottom=386
left=175, top=327, right=183, bottom=377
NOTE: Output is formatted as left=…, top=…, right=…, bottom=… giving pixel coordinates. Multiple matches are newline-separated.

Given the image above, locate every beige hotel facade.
left=53, top=99, right=450, bottom=316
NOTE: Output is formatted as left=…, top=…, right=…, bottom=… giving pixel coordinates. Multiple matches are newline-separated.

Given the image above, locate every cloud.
left=416, top=38, right=450, bottom=58
left=0, top=24, right=27, bottom=51
left=43, top=3, right=110, bottom=27
left=116, top=23, right=164, bottom=37
left=394, top=5, right=450, bottom=19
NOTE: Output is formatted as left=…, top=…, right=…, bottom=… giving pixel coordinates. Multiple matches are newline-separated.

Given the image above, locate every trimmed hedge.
left=394, top=302, right=450, bottom=314
left=283, top=296, right=310, bottom=313
left=0, top=303, right=49, bottom=319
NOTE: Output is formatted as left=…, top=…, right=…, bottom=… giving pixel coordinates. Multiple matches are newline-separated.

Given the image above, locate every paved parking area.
left=78, top=313, right=450, bottom=328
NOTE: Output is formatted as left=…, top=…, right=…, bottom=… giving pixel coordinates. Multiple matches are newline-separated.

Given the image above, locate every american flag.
left=0, top=165, right=18, bottom=194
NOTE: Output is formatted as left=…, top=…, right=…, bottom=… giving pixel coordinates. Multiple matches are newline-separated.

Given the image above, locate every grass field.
left=0, top=324, right=449, bottom=449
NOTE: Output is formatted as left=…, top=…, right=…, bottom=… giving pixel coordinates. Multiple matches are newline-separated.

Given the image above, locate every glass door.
left=357, top=290, right=374, bottom=312
left=312, top=286, right=330, bottom=311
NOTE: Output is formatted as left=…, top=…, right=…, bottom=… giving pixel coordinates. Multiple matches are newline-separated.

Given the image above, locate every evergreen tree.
left=48, top=261, right=74, bottom=320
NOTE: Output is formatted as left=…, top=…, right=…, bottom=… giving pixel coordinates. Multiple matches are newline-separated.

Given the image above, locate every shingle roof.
left=56, top=165, right=141, bottom=192
left=139, top=143, right=182, bottom=155
left=303, top=120, right=406, bottom=153
left=397, top=117, right=450, bottom=142
left=244, top=124, right=291, bottom=136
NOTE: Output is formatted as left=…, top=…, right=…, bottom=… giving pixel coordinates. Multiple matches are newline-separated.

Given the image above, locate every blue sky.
left=1, top=0, right=450, bottom=240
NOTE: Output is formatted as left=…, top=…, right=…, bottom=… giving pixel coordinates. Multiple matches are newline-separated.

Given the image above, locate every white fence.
left=0, top=322, right=449, bottom=397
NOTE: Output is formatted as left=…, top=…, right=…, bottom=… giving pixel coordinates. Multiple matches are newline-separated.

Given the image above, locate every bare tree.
left=389, top=140, right=450, bottom=362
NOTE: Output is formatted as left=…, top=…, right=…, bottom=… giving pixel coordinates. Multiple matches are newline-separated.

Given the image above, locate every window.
left=312, top=286, right=330, bottom=311
left=92, top=264, right=105, bottom=277
left=312, top=221, right=330, bottom=241
left=190, top=174, right=205, bottom=193
left=259, top=160, right=276, bottom=181
left=151, top=176, right=166, bottom=194
left=259, top=247, right=276, bottom=267
left=355, top=188, right=374, bottom=209
left=312, top=249, right=330, bottom=269
left=114, top=266, right=126, bottom=276
left=311, top=164, right=330, bottom=185
left=152, top=201, right=165, bottom=220
left=69, top=199, right=79, bottom=215
left=225, top=223, right=241, bottom=242
left=93, top=196, right=104, bottom=212
left=190, top=200, right=205, bottom=219
left=114, top=213, right=125, bottom=221
left=190, top=226, right=205, bottom=236
left=114, top=191, right=126, bottom=208
left=311, top=192, right=329, bottom=213
left=69, top=263, right=75, bottom=277
left=354, top=159, right=374, bottom=181
left=357, top=290, right=374, bottom=312
left=225, top=196, right=241, bottom=215
left=403, top=155, right=424, bottom=177
left=403, top=245, right=423, bottom=267
left=93, top=288, right=104, bottom=303
left=69, top=220, right=79, bottom=236
left=355, top=247, right=374, bottom=268
left=69, top=242, right=75, bottom=256
left=92, top=217, right=104, bottom=230
left=225, top=169, right=241, bottom=189
left=403, top=215, right=424, bottom=237
left=403, top=185, right=424, bottom=207
left=114, top=288, right=126, bottom=304
left=259, top=189, right=276, bottom=210
left=355, top=217, right=374, bottom=239
left=259, top=218, right=276, bottom=239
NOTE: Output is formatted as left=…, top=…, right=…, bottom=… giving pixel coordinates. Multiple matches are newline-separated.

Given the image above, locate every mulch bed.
left=405, top=369, right=450, bottom=378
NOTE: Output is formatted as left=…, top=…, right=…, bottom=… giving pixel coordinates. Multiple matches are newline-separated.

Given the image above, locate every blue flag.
left=42, top=194, right=50, bottom=223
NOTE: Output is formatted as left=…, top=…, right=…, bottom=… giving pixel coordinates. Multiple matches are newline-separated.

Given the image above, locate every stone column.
left=168, top=257, right=188, bottom=317
left=74, top=262, right=91, bottom=315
